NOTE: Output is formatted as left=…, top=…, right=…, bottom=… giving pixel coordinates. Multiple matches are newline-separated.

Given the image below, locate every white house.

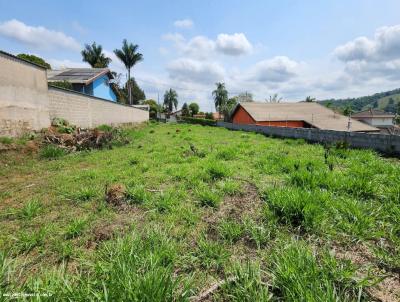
left=352, top=109, right=395, bottom=128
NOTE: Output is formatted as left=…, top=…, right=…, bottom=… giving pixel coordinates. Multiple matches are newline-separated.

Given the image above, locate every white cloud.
left=0, top=19, right=81, bottom=51
left=71, top=21, right=87, bottom=35
left=246, top=56, right=299, bottom=83
left=184, top=36, right=215, bottom=58
left=47, top=58, right=88, bottom=69
left=173, top=19, right=194, bottom=29
left=167, top=58, right=225, bottom=85
left=215, top=33, right=252, bottom=56
left=334, top=37, right=375, bottom=62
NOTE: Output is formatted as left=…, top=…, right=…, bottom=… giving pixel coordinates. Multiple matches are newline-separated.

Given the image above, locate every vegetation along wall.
left=217, top=121, right=400, bottom=155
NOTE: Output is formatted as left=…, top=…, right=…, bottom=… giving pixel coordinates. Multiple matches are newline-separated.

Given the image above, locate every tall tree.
left=237, top=92, right=253, bottom=102
left=114, top=39, right=143, bottom=105
left=189, top=102, right=200, bottom=116
left=163, top=89, right=178, bottom=113
left=81, top=42, right=111, bottom=68
left=181, top=103, right=190, bottom=116
left=212, top=82, right=228, bottom=114
left=17, top=54, right=51, bottom=69
left=305, top=96, right=316, bottom=102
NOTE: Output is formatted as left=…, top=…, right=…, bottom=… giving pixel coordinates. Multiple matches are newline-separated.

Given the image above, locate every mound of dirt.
left=105, top=184, right=127, bottom=207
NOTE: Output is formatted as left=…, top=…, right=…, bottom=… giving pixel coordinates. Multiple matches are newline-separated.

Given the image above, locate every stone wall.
left=0, top=51, right=50, bottom=136
left=217, top=121, right=400, bottom=155
left=48, top=86, right=149, bottom=128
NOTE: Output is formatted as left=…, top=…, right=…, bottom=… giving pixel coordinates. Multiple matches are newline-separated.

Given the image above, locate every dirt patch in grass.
left=204, top=183, right=261, bottom=225
left=333, top=242, right=400, bottom=302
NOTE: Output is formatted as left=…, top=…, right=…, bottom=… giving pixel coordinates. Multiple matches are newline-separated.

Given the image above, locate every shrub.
left=0, top=137, right=13, bottom=144
left=181, top=117, right=216, bottom=126
left=39, top=145, right=67, bottom=159
left=96, top=124, right=113, bottom=132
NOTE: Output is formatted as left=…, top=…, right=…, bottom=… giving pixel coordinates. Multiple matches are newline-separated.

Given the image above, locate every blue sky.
left=1, top=0, right=400, bottom=110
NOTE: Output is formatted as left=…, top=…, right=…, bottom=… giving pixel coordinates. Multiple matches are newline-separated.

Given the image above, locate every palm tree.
left=163, top=89, right=178, bottom=114
left=305, top=96, right=316, bottom=102
left=81, top=42, right=111, bottom=68
left=114, top=39, right=143, bottom=105
left=212, top=82, right=228, bottom=114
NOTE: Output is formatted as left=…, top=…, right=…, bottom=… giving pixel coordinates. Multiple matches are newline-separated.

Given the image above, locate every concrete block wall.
left=0, top=52, right=51, bottom=136
left=48, top=87, right=149, bottom=128
left=0, top=51, right=149, bottom=136
left=217, top=121, right=400, bottom=155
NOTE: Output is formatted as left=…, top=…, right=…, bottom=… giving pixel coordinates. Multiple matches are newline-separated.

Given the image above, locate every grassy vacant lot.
left=1, top=122, right=400, bottom=301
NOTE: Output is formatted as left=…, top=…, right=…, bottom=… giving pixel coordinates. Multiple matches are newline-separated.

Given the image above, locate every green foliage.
left=269, top=241, right=361, bottom=301
left=20, top=199, right=42, bottom=220
left=114, top=39, right=143, bottom=105
left=181, top=116, right=216, bottom=126
left=142, top=99, right=160, bottom=118
left=125, top=184, right=151, bottom=205
left=189, top=102, right=200, bottom=116
left=50, top=80, right=73, bottom=90
left=65, top=218, right=87, bottom=239
left=195, top=236, right=230, bottom=271
left=196, top=188, right=221, bottom=208
left=15, top=228, right=46, bottom=253
left=17, top=53, right=51, bottom=69
left=70, top=187, right=97, bottom=202
left=213, top=82, right=228, bottom=113
left=163, top=88, right=178, bottom=113
left=218, top=219, right=244, bottom=243
left=0, top=137, right=13, bottom=144
left=81, top=42, right=111, bottom=67
left=96, top=124, right=113, bottom=132
left=39, top=145, right=67, bottom=159
left=181, top=102, right=190, bottom=117
left=219, top=261, right=270, bottom=301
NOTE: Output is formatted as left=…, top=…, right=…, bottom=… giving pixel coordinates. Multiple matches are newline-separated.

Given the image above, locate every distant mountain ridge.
left=318, top=88, right=400, bottom=113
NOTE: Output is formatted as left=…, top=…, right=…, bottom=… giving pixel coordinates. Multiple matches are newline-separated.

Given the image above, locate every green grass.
left=0, top=122, right=399, bottom=300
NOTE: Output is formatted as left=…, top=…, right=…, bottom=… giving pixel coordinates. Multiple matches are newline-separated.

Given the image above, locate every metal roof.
left=352, top=109, right=396, bottom=118
left=233, top=102, right=379, bottom=132
left=47, top=68, right=112, bottom=85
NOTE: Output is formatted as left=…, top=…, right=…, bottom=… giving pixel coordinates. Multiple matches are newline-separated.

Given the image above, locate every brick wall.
left=48, top=87, right=149, bottom=128
left=217, top=121, right=400, bottom=156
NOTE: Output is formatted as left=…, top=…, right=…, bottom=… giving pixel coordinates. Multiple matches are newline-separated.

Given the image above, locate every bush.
left=0, top=137, right=13, bottom=144
left=181, top=117, right=216, bottom=126
left=96, top=124, right=113, bottom=132
left=39, top=145, right=67, bottom=159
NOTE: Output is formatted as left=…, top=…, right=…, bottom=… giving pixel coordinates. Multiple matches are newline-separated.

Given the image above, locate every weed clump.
left=39, top=144, right=67, bottom=159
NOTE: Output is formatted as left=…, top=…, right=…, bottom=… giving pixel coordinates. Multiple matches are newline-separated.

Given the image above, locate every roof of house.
left=352, top=109, right=396, bottom=118
left=47, top=68, right=113, bottom=85
left=232, top=102, right=379, bottom=132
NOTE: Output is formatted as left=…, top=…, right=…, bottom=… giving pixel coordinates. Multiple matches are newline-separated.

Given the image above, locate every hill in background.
left=319, top=88, right=400, bottom=113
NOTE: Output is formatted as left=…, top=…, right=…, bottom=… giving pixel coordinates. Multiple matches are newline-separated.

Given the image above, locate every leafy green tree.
left=305, top=96, right=316, bottom=102
left=142, top=99, right=160, bottom=119
left=343, top=105, right=353, bottom=116
left=163, top=89, right=178, bottom=113
left=114, top=40, right=143, bottom=105
left=17, top=54, right=51, bottom=69
left=181, top=103, right=190, bottom=117
left=212, top=82, right=228, bottom=114
left=205, top=112, right=213, bottom=120
left=397, top=102, right=400, bottom=115
left=189, top=102, right=200, bottom=116
left=81, top=42, right=111, bottom=68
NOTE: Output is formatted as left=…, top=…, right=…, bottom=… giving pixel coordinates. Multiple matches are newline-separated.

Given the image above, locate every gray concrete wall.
left=48, top=87, right=149, bottom=128
left=0, top=52, right=51, bottom=136
left=0, top=51, right=149, bottom=136
left=217, top=121, right=400, bottom=155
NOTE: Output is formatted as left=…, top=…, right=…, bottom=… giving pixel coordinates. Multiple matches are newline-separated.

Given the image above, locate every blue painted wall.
left=91, top=75, right=117, bottom=102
